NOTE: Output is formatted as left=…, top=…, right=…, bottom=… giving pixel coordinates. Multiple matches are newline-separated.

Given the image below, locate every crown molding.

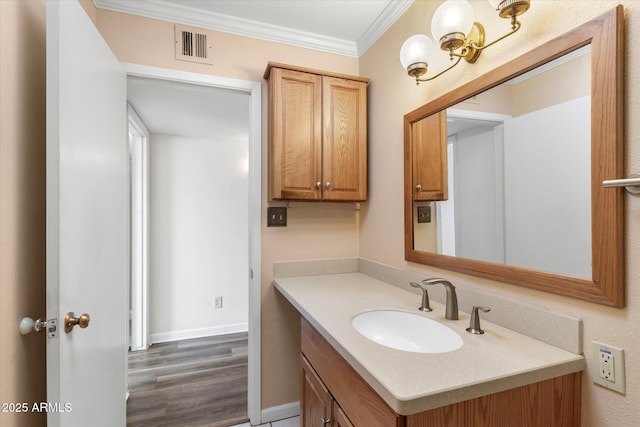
left=357, top=0, right=413, bottom=56
left=94, top=0, right=413, bottom=58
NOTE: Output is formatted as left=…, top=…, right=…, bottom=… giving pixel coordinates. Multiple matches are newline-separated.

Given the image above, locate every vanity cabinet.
left=265, top=62, right=369, bottom=201
left=302, top=355, right=354, bottom=427
left=407, top=110, right=448, bottom=201
left=301, top=317, right=581, bottom=427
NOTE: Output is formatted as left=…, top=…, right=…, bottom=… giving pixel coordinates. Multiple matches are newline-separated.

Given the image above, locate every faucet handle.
left=409, top=282, right=432, bottom=312
left=466, top=306, right=491, bottom=335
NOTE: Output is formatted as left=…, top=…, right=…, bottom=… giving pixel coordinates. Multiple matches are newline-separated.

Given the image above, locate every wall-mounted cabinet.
left=265, top=63, right=369, bottom=202
left=407, top=110, right=448, bottom=201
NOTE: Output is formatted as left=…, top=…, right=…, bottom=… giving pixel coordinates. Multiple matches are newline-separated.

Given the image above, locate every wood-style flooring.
left=127, top=332, right=249, bottom=427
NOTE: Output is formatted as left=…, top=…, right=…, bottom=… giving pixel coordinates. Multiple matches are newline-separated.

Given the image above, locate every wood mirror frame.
left=403, top=6, right=624, bottom=307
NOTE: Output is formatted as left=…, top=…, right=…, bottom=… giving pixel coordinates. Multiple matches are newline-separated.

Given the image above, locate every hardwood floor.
left=127, top=332, right=249, bottom=427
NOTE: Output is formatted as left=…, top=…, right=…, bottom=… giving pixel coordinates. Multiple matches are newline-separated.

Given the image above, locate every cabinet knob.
left=316, top=181, right=322, bottom=189
left=416, top=184, right=422, bottom=191
left=321, top=418, right=331, bottom=425
left=326, top=182, right=331, bottom=189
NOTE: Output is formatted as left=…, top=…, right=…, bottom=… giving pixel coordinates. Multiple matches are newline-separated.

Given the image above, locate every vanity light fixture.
left=400, top=0, right=531, bottom=84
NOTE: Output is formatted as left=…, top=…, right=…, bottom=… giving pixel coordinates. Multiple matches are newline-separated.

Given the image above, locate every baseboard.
left=261, top=401, right=300, bottom=423
left=150, top=322, right=248, bottom=344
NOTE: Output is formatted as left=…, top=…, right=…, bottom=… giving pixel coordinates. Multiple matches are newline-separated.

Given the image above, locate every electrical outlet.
left=214, top=296, right=223, bottom=309
left=592, top=340, right=625, bottom=394
left=599, top=350, right=614, bottom=381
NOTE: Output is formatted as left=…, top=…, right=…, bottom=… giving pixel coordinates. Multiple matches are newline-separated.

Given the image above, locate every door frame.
left=127, top=104, right=150, bottom=351
left=122, top=63, right=262, bottom=424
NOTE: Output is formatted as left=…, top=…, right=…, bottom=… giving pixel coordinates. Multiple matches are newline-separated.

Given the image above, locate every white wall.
left=451, top=126, right=504, bottom=263
left=149, top=133, right=249, bottom=342
left=504, top=96, right=591, bottom=278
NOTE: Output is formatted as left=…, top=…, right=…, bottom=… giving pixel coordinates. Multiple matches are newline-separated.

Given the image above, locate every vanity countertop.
left=275, top=272, right=585, bottom=415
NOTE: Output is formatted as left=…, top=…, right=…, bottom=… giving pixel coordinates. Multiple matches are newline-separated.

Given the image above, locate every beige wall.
left=512, top=52, right=591, bottom=117
left=92, top=8, right=361, bottom=409
left=0, top=1, right=47, bottom=426
left=2, top=0, right=638, bottom=425
left=360, top=1, right=640, bottom=426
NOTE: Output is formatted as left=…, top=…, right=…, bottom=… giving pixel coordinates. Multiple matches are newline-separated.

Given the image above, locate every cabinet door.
left=332, top=402, right=355, bottom=427
left=412, top=111, right=447, bottom=201
left=322, top=76, right=368, bottom=201
left=269, top=68, right=323, bottom=200
left=302, top=355, right=333, bottom=427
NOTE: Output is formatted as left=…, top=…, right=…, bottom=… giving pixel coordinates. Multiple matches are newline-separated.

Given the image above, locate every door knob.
left=64, top=312, right=90, bottom=333
left=19, top=317, right=47, bottom=335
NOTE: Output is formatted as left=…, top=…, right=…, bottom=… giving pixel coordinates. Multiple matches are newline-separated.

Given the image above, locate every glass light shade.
left=431, top=0, right=475, bottom=42
left=488, top=0, right=502, bottom=9
left=400, top=34, right=435, bottom=70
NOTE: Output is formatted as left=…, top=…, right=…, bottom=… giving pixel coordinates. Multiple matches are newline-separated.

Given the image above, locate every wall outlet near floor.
left=592, top=340, right=625, bottom=394
left=214, top=296, right=223, bottom=309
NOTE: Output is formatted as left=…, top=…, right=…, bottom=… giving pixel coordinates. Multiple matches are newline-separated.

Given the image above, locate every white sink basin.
left=352, top=310, right=463, bottom=354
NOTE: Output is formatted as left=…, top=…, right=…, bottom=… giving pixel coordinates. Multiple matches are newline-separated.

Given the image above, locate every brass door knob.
left=64, top=312, right=90, bottom=333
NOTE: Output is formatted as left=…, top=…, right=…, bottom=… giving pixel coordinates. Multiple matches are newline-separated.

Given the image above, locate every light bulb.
left=400, top=34, right=435, bottom=70
left=431, top=0, right=475, bottom=43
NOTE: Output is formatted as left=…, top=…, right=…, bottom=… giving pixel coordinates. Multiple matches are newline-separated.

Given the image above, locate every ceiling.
left=127, top=76, right=250, bottom=140
left=94, top=0, right=414, bottom=57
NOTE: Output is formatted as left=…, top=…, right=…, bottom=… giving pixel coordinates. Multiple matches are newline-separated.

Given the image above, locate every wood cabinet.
left=407, top=110, right=448, bottom=201
left=302, top=354, right=354, bottom=427
left=301, top=355, right=332, bottom=427
left=301, top=317, right=581, bottom=427
left=265, top=62, right=369, bottom=201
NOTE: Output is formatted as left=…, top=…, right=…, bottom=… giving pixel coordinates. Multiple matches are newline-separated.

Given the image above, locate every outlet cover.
left=214, top=296, right=223, bottom=309
left=592, top=340, right=625, bottom=394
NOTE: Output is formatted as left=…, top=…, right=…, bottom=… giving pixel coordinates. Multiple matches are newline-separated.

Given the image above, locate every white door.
left=46, top=1, right=128, bottom=426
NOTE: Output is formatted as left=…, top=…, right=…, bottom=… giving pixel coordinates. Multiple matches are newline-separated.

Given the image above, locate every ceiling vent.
left=175, top=24, right=213, bottom=65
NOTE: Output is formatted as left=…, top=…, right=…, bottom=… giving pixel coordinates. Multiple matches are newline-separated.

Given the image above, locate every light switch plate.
left=267, top=206, right=287, bottom=227
left=417, top=206, right=431, bottom=223
left=592, top=340, right=625, bottom=394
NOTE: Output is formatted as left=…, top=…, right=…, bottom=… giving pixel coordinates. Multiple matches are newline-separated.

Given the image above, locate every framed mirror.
left=404, top=6, right=624, bottom=307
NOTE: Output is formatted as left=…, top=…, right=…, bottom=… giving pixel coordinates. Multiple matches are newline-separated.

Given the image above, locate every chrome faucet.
left=409, top=282, right=432, bottom=312
left=422, top=278, right=459, bottom=320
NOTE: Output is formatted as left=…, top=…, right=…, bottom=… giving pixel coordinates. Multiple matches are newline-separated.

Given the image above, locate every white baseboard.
left=261, top=401, right=300, bottom=423
left=150, top=322, right=248, bottom=344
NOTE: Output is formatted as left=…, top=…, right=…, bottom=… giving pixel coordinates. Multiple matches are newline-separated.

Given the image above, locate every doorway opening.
left=123, top=64, right=262, bottom=425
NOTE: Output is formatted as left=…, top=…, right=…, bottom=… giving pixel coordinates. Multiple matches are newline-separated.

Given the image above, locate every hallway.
left=127, top=333, right=248, bottom=426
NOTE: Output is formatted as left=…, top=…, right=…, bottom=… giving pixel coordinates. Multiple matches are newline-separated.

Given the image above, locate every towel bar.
left=602, top=175, right=640, bottom=194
